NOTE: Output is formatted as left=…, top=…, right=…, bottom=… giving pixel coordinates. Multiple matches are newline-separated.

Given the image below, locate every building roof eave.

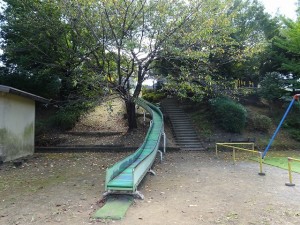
left=0, top=85, right=50, bottom=103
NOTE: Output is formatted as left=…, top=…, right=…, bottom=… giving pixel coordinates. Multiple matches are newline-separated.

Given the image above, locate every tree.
left=0, top=0, right=101, bottom=100
left=274, top=17, right=300, bottom=78
left=155, top=0, right=278, bottom=99
left=60, top=0, right=231, bottom=129
left=0, top=0, right=280, bottom=130
left=258, top=72, right=285, bottom=104
left=224, top=0, right=280, bottom=87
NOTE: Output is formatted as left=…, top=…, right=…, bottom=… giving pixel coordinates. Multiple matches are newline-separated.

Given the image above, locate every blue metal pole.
left=262, top=97, right=297, bottom=158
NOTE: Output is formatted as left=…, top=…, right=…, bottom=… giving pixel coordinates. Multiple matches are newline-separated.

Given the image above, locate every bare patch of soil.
left=37, top=96, right=177, bottom=148
left=37, top=97, right=151, bottom=148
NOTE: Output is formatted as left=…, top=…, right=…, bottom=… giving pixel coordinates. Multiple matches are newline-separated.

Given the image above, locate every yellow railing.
left=285, top=157, right=300, bottom=187
left=216, top=142, right=265, bottom=176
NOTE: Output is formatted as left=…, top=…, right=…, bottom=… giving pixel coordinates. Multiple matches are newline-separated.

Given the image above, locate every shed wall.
left=0, top=93, right=35, bottom=162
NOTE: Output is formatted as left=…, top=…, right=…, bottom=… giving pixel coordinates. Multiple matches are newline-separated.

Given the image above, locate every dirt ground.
left=1, top=151, right=300, bottom=225
left=36, top=96, right=176, bottom=148
left=2, top=97, right=300, bottom=224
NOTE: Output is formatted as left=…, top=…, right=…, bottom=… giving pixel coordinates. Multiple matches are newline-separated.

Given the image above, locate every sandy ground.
left=1, top=151, right=300, bottom=225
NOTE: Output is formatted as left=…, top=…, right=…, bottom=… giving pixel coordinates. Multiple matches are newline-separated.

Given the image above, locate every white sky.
left=259, top=0, right=298, bottom=20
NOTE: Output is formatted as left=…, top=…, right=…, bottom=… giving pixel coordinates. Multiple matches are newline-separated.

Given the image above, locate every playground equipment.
left=262, top=94, right=300, bottom=158
left=216, top=142, right=265, bottom=175
left=104, top=98, right=166, bottom=199
left=285, top=157, right=300, bottom=186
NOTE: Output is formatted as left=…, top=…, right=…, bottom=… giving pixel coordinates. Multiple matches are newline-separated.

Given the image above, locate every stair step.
left=175, top=136, right=198, bottom=139
left=174, top=132, right=197, bottom=135
left=179, top=143, right=203, bottom=146
left=181, top=148, right=204, bottom=151
left=176, top=139, right=201, bottom=143
left=172, top=126, right=194, bottom=129
left=161, top=98, right=206, bottom=151
left=166, top=111, right=185, bottom=113
left=176, top=135, right=199, bottom=138
left=172, top=121, right=192, bottom=124
left=178, top=143, right=202, bottom=145
left=173, top=129, right=196, bottom=132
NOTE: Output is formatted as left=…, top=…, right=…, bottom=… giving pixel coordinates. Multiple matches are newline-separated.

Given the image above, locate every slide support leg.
left=163, top=132, right=166, bottom=153
left=158, top=150, right=163, bottom=162
left=133, top=191, right=145, bottom=200
left=148, top=169, right=156, bottom=176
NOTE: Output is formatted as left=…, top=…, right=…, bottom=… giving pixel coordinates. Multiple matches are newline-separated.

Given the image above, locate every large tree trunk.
left=126, top=98, right=138, bottom=130
left=125, top=81, right=143, bottom=130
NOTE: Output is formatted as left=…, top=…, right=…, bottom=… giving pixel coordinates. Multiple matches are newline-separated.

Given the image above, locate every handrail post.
left=285, top=157, right=295, bottom=186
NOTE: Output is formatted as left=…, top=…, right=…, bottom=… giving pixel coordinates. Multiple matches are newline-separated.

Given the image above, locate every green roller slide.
left=104, top=98, right=165, bottom=198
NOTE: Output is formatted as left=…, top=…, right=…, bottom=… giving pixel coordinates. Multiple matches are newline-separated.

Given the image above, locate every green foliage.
left=48, top=102, right=94, bottom=130
left=191, top=107, right=213, bottom=137
left=142, top=89, right=166, bottom=103
left=251, top=114, right=272, bottom=132
left=35, top=102, right=94, bottom=131
left=258, top=72, right=285, bottom=102
left=286, top=129, right=300, bottom=142
left=0, top=68, right=61, bottom=99
left=210, top=97, right=247, bottom=133
left=274, top=18, right=300, bottom=77
left=223, top=0, right=279, bottom=85
left=0, top=0, right=282, bottom=129
left=157, top=0, right=279, bottom=94
left=0, top=0, right=102, bottom=100
left=282, top=103, right=300, bottom=141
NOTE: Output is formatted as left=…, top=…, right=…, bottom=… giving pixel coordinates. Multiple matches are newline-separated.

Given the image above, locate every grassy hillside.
left=185, top=97, right=300, bottom=151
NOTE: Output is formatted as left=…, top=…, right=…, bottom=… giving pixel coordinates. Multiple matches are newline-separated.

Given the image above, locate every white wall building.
left=0, top=85, right=48, bottom=162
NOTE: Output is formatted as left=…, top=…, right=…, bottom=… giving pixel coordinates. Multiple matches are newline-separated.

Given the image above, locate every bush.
left=48, top=102, right=94, bottom=130
left=258, top=72, right=285, bottom=102
left=142, top=90, right=166, bottom=103
left=251, top=114, right=272, bottom=132
left=35, top=102, right=93, bottom=131
left=210, top=97, right=247, bottom=133
left=287, top=129, right=300, bottom=142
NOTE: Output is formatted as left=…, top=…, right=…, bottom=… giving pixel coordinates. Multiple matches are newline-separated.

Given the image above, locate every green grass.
left=252, top=151, right=300, bottom=173
left=263, top=157, right=300, bottom=173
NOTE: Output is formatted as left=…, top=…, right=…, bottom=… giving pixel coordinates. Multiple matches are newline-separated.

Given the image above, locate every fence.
left=216, top=142, right=265, bottom=176
left=285, top=157, right=300, bottom=187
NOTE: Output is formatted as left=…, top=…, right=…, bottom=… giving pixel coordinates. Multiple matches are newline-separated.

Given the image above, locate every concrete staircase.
left=161, top=98, right=204, bottom=151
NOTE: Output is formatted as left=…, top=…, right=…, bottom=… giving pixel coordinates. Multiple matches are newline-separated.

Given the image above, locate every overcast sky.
left=259, top=0, right=298, bottom=20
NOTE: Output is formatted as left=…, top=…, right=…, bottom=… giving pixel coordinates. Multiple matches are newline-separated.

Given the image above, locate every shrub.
left=251, top=114, right=272, bottom=132
left=210, top=97, right=247, bottom=133
left=48, top=102, right=94, bottom=130
left=258, top=72, right=286, bottom=102
left=288, top=129, right=300, bottom=142
left=142, top=90, right=166, bottom=103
